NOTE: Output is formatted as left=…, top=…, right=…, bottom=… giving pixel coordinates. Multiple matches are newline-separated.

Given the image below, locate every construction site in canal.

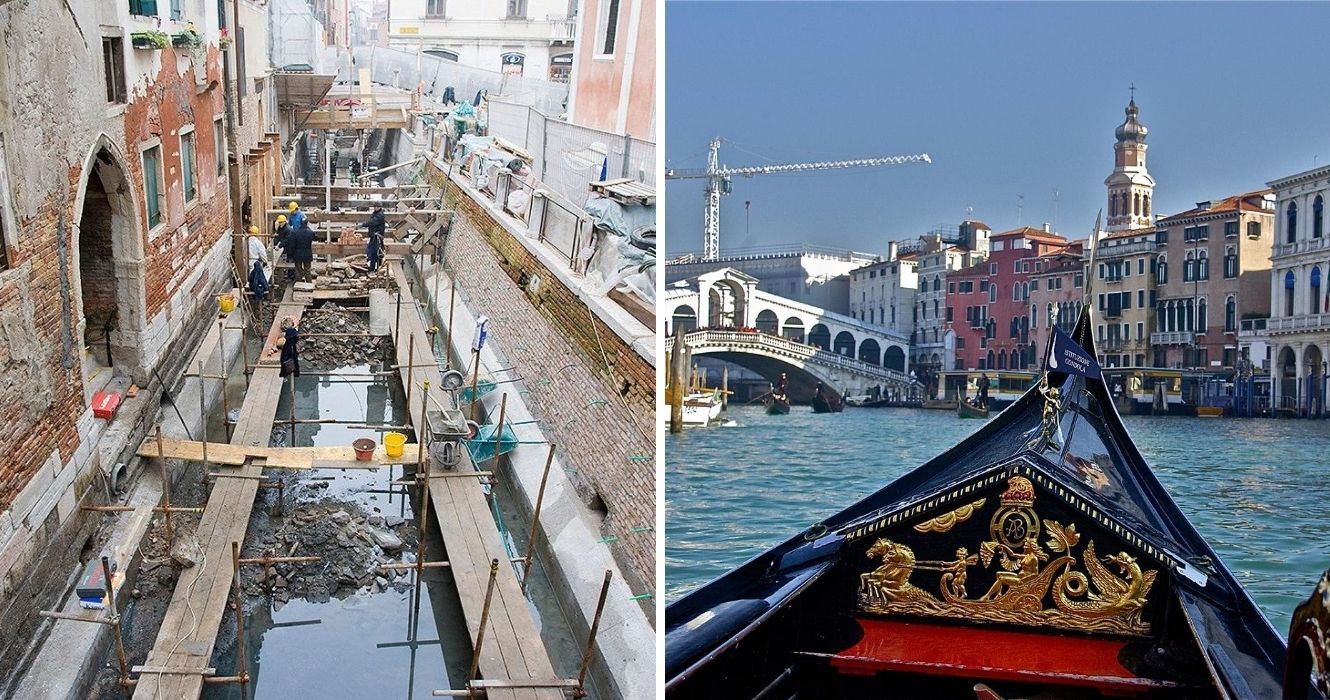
left=0, top=13, right=657, bottom=694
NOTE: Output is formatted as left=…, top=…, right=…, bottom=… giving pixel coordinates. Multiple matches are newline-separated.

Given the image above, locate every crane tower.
left=665, top=137, right=931, bottom=260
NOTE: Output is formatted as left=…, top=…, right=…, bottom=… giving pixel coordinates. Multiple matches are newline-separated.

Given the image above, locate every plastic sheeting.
left=581, top=196, right=656, bottom=304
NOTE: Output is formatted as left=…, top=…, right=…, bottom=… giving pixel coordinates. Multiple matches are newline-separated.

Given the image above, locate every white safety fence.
left=352, top=46, right=568, bottom=116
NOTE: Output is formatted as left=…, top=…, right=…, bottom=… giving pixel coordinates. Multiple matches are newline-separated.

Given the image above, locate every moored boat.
left=665, top=303, right=1300, bottom=698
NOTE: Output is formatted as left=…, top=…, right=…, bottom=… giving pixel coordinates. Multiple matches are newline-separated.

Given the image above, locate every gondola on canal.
left=957, top=398, right=990, bottom=419
left=665, top=302, right=1322, bottom=698
left=765, top=392, right=790, bottom=415
left=811, top=383, right=844, bottom=414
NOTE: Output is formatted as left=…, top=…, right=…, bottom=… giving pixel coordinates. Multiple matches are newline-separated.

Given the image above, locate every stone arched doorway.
left=884, top=346, right=906, bottom=372
left=858, top=338, right=881, bottom=365
left=1278, top=346, right=1298, bottom=411
left=833, top=331, right=855, bottom=357
left=808, top=323, right=831, bottom=352
left=670, top=304, right=697, bottom=335
left=75, top=141, right=147, bottom=389
left=1304, top=344, right=1324, bottom=415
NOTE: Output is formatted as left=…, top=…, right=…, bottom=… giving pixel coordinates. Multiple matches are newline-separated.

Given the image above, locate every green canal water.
left=665, top=405, right=1330, bottom=633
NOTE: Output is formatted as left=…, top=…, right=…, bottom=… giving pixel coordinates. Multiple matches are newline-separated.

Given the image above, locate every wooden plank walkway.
left=132, top=290, right=309, bottom=699
left=386, top=262, right=562, bottom=700
left=137, top=438, right=419, bottom=470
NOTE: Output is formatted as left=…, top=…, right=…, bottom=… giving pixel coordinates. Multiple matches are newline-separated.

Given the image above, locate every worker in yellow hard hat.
left=287, top=200, right=307, bottom=234
left=287, top=201, right=299, bottom=212
left=245, top=224, right=270, bottom=303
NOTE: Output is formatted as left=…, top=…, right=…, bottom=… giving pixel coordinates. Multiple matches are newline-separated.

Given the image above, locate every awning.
left=274, top=71, right=337, bottom=109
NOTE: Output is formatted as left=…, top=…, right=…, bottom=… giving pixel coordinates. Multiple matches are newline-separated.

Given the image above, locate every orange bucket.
left=352, top=438, right=376, bottom=461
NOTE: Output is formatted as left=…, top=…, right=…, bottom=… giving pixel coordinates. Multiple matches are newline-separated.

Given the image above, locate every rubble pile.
left=240, top=504, right=417, bottom=608
left=298, top=303, right=387, bottom=368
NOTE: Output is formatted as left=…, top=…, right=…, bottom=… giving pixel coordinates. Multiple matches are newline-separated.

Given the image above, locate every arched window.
left=1030, top=303, right=1037, bottom=329
left=1312, top=266, right=1322, bottom=315
left=1047, top=302, right=1055, bottom=328
left=1198, top=250, right=1209, bottom=280
left=1225, top=296, right=1236, bottom=332
left=1286, top=270, right=1297, bottom=316
left=1198, top=298, right=1207, bottom=332
left=1156, top=301, right=1166, bottom=332
left=933, top=276, right=941, bottom=292
left=1109, top=192, right=1118, bottom=217
left=1143, top=194, right=1150, bottom=217
left=1288, top=201, right=1298, bottom=244
left=1224, top=247, right=1237, bottom=278
left=1316, top=195, right=1324, bottom=239
left=933, top=299, right=939, bottom=319
left=1183, top=252, right=1194, bottom=282
left=998, top=350, right=1008, bottom=369
left=985, top=350, right=995, bottom=369
left=1156, top=256, right=1168, bottom=284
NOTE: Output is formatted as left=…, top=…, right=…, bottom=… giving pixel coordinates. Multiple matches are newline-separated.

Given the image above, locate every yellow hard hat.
left=248, top=225, right=259, bottom=234
left=288, top=201, right=299, bottom=212
left=276, top=214, right=287, bottom=224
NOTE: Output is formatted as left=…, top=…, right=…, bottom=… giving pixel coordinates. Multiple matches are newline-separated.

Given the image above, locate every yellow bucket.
left=218, top=294, right=236, bottom=314
left=384, top=431, right=407, bottom=458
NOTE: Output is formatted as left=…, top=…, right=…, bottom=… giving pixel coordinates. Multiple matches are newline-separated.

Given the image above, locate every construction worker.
left=287, top=220, right=315, bottom=283
left=273, top=214, right=290, bottom=246
left=245, top=225, right=269, bottom=303
left=359, top=205, right=386, bottom=271
left=287, top=200, right=306, bottom=233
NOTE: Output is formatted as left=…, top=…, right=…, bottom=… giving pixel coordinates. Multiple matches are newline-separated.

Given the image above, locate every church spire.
left=1105, top=90, right=1156, bottom=232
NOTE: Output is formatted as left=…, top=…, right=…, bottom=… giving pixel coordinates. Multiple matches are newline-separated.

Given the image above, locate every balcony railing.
left=1268, top=314, right=1330, bottom=334
left=1274, top=237, right=1330, bottom=259
left=1237, top=318, right=1268, bottom=338
left=1150, top=331, right=1196, bottom=345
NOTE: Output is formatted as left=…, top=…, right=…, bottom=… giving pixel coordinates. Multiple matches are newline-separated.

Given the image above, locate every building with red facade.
left=948, top=226, right=1070, bottom=370
left=1028, top=245, right=1086, bottom=364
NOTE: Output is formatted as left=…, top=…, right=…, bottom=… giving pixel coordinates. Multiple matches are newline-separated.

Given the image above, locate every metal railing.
left=666, top=329, right=917, bottom=386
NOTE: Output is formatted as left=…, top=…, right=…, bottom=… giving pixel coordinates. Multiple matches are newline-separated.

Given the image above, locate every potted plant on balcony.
left=131, top=30, right=171, bottom=50
left=172, top=23, right=204, bottom=50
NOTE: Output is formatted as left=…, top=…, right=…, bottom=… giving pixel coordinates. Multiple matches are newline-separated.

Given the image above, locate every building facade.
left=1091, top=228, right=1156, bottom=368
left=567, top=0, right=655, bottom=138
left=913, top=221, right=991, bottom=371
left=1151, top=191, right=1274, bottom=370
left=1028, top=246, right=1085, bottom=363
left=388, top=0, right=576, bottom=82
left=1266, top=164, right=1330, bottom=413
left=950, top=226, right=1068, bottom=370
left=0, top=0, right=276, bottom=672
left=848, top=253, right=918, bottom=338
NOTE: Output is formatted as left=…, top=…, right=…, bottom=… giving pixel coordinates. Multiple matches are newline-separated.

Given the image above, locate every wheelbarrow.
left=465, top=423, right=518, bottom=463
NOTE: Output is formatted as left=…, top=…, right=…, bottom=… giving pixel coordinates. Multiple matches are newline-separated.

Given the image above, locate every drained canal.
left=666, top=404, right=1330, bottom=633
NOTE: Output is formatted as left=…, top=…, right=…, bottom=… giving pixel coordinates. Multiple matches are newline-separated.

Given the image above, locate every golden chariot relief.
left=857, top=476, right=1158, bottom=636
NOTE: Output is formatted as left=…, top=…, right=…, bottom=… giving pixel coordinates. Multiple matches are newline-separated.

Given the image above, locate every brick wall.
left=435, top=178, right=656, bottom=596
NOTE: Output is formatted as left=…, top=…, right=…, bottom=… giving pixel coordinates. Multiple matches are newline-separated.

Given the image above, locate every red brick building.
left=1028, top=245, right=1086, bottom=364
left=948, top=226, right=1070, bottom=370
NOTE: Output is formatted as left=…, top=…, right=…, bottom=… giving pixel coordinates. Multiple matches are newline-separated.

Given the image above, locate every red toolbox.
left=92, top=391, right=122, bottom=420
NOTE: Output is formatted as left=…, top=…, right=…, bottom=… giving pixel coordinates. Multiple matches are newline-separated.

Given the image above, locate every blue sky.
left=664, top=2, right=1330, bottom=257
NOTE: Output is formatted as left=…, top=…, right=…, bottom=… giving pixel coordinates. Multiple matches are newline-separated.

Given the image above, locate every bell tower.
left=1104, top=87, right=1156, bottom=232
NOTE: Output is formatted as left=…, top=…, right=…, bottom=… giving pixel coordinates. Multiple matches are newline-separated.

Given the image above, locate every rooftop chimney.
left=887, top=241, right=899, bottom=261
left=1042, top=222, right=1051, bottom=233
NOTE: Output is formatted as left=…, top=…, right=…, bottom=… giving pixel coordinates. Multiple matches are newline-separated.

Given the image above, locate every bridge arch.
left=706, top=277, right=748, bottom=327
left=833, top=331, right=855, bottom=356
left=859, top=338, right=881, bottom=365
left=754, top=309, right=779, bottom=334
left=669, top=304, right=697, bottom=336
left=782, top=316, right=806, bottom=342
left=885, top=346, right=906, bottom=372
left=808, top=323, right=831, bottom=352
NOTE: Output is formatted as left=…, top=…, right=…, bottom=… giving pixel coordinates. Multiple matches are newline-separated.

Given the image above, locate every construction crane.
left=665, top=137, right=932, bottom=261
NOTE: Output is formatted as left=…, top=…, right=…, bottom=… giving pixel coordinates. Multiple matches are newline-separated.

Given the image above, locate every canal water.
left=665, top=404, right=1330, bottom=633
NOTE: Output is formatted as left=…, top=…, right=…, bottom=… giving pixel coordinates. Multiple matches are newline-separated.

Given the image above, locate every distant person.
left=275, top=317, right=300, bottom=378
left=359, top=205, right=386, bottom=271
left=776, top=372, right=788, bottom=395
left=978, top=373, right=992, bottom=408
left=287, top=201, right=306, bottom=232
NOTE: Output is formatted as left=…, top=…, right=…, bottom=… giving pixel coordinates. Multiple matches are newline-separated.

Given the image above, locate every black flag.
left=1048, top=326, right=1102, bottom=379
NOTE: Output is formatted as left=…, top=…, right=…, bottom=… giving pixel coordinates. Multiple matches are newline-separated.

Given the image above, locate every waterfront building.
left=386, top=0, right=577, bottom=81
left=1091, top=227, right=1156, bottom=368
left=1105, top=96, right=1156, bottom=233
left=567, top=0, right=655, bottom=138
left=848, top=244, right=919, bottom=338
left=913, top=221, right=991, bottom=371
left=665, top=247, right=880, bottom=315
left=1266, top=164, right=1330, bottom=413
left=1151, top=191, right=1275, bottom=370
left=1028, top=245, right=1086, bottom=363
left=950, top=226, right=1069, bottom=370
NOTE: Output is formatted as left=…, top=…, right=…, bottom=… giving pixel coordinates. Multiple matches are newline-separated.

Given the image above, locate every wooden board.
left=137, top=437, right=419, bottom=470
left=132, top=291, right=310, bottom=700
left=386, top=262, right=561, bottom=700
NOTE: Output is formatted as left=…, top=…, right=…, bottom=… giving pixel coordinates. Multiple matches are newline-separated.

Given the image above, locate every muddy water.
left=202, top=350, right=599, bottom=697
